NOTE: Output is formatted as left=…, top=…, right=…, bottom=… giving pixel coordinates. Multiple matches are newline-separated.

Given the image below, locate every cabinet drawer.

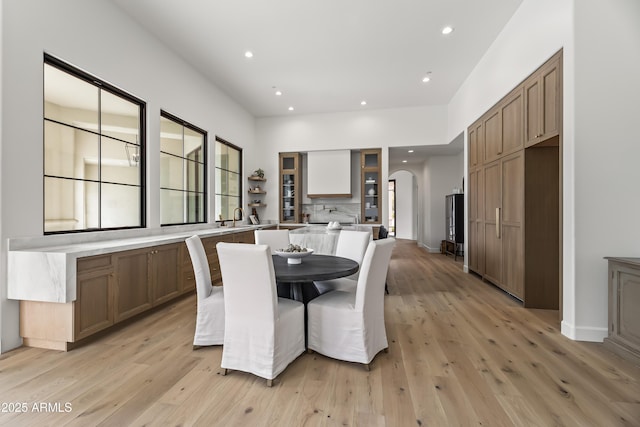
left=77, top=254, right=112, bottom=273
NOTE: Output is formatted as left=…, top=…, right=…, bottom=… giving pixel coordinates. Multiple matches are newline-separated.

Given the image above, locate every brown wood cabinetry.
left=113, top=248, right=152, bottom=322
left=483, top=107, right=502, bottom=164
left=467, top=166, right=484, bottom=275
left=112, top=244, right=182, bottom=322
left=500, top=151, right=524, bottom=299
left=361, top=149, right=382, bottom=224
left=152, top=244, right=182, bottom=305
left=279, top=152, right=301, bottom=223
left=501, top=88, right=524, bottom=156
left=468, top=120, right=483, bottom=169
left=233, top=230, right=255, bottom=243
left=525, top=51, right=562, bottom=146
left=75, top=255, right=114, bottom=340
left=467, top=50, right=561, bottom=308
left=19, top=228, right=265, bottom=351
left=182, top=231, right=255, bottom=292
left=483, top=88, right=524, bottom=164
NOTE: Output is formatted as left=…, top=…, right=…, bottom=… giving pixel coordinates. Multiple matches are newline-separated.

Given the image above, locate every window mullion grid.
left=98, top=88, right=102, bottom=230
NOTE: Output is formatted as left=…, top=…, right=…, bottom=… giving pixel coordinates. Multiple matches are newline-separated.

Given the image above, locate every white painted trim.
left=561, top=321, right=607, bottom=343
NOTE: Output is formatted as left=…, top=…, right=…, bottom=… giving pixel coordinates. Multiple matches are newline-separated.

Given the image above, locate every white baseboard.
left=418, top=242, right=441, bottom=253
left=561, top=321, right=607, bottom=342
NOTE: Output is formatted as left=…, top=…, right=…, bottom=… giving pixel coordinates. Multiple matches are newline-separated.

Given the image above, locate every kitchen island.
left=8, top=223, right=276, bottom=350
left=288, top=224, right=379, bottom=254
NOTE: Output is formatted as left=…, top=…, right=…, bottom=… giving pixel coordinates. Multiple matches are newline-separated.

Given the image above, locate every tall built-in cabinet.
left=279, top=152, right=301, bottom=223
left=467, top=50, right=561, bottom=309
left=361, top=149, right=381, bottom=224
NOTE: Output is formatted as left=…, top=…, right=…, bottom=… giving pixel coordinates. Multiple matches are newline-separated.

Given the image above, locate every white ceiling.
left=109, top=0, right=523, bottom=166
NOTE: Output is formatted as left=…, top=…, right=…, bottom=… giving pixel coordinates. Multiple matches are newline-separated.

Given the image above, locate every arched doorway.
left=388, top=170, right=417, bottom=240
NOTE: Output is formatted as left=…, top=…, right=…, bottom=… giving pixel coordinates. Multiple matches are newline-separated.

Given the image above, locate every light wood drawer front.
left=77, top=254, right=112, bottom=273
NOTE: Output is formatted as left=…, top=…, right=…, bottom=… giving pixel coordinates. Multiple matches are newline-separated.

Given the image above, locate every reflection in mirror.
left=43, top=56, right=144, bottom=233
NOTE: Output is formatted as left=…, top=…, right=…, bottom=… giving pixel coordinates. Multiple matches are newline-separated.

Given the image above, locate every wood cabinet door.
left=75, top=255, right=114, bottom=340
left=201, top=235, right=226, bottom=286
left=540, top=60, right=561, bottom=141
left=501, top=88, right=524, bottom=155
left=525, top=73, right=541, bottom=145
left=152, top=244, right=181, bottom=305
left=483, top=161, right=501, bottom=284
left=483, top=108, right=502, bottom=164
left=468, top=167, right=485, bottom=275
left=233, top=230, right=255, bottom=243
left=113, top=248, right=152, bottom=322
left=468, top=168, right=478, bottom=272
left=501, top=152, right=524, bottom=298
left=361, top=149, right=382, bottom=224
left=468, top=121, right=482, bottom=168
left=525, top=53, right=561, bottom=146
left=610, top=263, right=640, bottom=357
left=279, top=152, right=301, bottom=222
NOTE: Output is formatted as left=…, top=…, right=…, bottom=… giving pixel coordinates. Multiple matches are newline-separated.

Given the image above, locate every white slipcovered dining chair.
left=314, top=230, right=372, bottom=293
left=307, top=238, right=396, bottom=369
left=254, top=229, right=291, bottom=254
left=185, top=235, right=225, bottom=348
left=216, top=242, right=305, bottom=387
left=255, top=228, right=292, bottom=298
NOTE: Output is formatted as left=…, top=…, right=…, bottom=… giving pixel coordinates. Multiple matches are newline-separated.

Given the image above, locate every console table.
left=604, top=257, right=640, bottom=364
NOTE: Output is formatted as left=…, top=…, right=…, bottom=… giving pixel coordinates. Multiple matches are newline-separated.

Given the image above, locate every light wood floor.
left=1, top=239, right=639, bottom=426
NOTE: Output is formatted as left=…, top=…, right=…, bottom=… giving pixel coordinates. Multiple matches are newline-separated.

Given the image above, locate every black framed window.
left=160, top=111, right=207, bottom=225
left=214, top=137, right=242, bottom=221
left=43, top=54, right=145, bottom=234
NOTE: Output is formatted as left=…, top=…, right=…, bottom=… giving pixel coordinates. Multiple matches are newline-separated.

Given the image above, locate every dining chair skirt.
left=193, top=286, right=225, bottom=346
left=217, top=242, right=305, bottom=384
left=307, top=238, right=395, bottom=366
left=186, top=235, right=225, bottom=347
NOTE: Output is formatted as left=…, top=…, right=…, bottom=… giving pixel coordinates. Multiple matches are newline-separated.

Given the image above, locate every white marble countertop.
left=8, top=224, right=275, bottom=304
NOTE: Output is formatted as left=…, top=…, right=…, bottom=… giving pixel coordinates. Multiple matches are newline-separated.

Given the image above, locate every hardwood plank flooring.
left=1, top=239, right=638, bottom=426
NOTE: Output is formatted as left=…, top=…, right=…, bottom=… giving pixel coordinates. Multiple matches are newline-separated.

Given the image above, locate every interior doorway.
left=388, top=179, right=396, bottom=236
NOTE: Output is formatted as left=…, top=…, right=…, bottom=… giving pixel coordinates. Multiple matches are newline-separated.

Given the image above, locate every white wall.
left=0, top=0, right=256, bottom=352
left=447, top=0, right=573, bottom=142
left=448, top=0, right=640, bottom=341
left=256, top=105, right=448, bottom=225
left=423, top=155, right=464, bottom=251
left=389, top=170, right=416, bottom=240
left=571, top=0, right=640, bottom=340
left=0, top=1, right=4, bottom=352
left=448, top=0, right=578, bottom=336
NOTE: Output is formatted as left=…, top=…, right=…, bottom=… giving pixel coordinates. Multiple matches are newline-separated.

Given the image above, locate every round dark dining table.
left=272, top=254, right=359, bottom=303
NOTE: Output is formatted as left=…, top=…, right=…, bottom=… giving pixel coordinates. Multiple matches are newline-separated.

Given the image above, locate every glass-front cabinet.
left=361, top=149, right=381, bottom=223
left=279, top=152, right=301, bottom=223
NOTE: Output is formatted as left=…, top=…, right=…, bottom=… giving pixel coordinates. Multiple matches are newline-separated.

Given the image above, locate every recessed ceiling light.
left=275, top=90, right=282, bottom=96
left=442, top=26, right=454, bottom=35
left=288, top=106, right=294, bottom=111
left=402, top=160, right=408, bottom=163
left=408, top=149, right=414, bottom=153
left=360, top=100, right=367, bottom=106
left=422, top=75, right=431, bottom=83
left=244, top=51, right=254, bottom=58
